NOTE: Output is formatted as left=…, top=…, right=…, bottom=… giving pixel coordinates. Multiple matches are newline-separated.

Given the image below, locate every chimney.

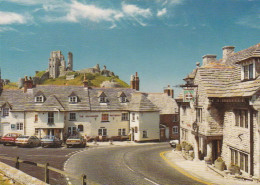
left=164, top=85, right=174, bottom=98
left=222, top=46, right=235, bottom=61
left=135, top=72, right=139, bottom=91
left=24, top=76, right=34, bottom=93
left=130, top=75, right=136, bottom=90
left=202, top=55, right=217, bottom=66
left=83, top=74, right=88, bottom=88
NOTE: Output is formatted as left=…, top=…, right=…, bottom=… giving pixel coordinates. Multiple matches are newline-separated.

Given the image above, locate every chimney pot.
left=222, top=46, right=235, bottom=61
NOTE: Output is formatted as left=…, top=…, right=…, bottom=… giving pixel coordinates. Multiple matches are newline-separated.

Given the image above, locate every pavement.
left=164, top=149, right=259, bottom=185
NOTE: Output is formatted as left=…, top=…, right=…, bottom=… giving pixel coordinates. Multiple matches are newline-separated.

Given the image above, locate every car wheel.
left=66, top=144, right=69, bottom=148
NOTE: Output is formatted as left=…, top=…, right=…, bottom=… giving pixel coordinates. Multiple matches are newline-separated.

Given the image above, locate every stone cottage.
left=177, top=43, right=260, bottom=179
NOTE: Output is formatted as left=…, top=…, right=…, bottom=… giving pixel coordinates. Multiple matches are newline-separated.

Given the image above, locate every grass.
left=3, top=83, right=18, bottom=90
left=35, top=71, right=46, bottom=78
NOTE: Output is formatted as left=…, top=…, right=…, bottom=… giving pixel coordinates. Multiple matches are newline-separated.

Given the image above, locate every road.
left=0, top=144, right=86, bottom=185
left=65, top=143, right=205, bottom=185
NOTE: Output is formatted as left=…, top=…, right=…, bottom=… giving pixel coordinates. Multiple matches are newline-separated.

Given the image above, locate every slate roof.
left=0, top=86, right=159, bottom=112
left=146, top=93, right=178, bottom=114
left=185, top=43, right=260, bottom=98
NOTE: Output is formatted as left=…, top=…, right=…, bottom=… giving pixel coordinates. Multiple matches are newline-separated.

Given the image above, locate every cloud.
left=156, top=0, right=184, bottom=6
left=122, top=4, right=152, bottom=18
left=157, top=8, right=167, bottom=17
left=0, top=26, right=17, bottom=32
left=236, top=14, right=260, bottom=29
left=0, top=11, right=30, bottom=25
left=65, top=1, right=123, bottom=23
left=3, top=0, right=45, bottom=5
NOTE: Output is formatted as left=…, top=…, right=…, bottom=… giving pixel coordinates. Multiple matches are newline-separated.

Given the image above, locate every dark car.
left=169, top=140, right=178, bottom=148
left=66, top=135, right=86, bottom=148
left=41, top=135, right=62, bottom=148
left=15, top=135, right=41, bottom=147
left=2, top=133, right=21, bottom=146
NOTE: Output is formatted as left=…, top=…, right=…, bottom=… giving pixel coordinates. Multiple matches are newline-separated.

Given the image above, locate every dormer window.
left=69, top=96, right=78, bottom=103
left=35, top=96, right=44, bottom=103
left=34, top=91, right=45, bottom=103
left=68, top=92, right=79, bottom=103
left=98, top=91, right=108, bottom=103
left=118, top=91, right=127, bottom=103
left=238, top=59, right=256, bottom=81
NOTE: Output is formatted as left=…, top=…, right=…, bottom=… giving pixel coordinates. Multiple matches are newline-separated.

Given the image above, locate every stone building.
left=48, top=51, right=73, bottom=78
left=177, top=43, right=260, bottom=179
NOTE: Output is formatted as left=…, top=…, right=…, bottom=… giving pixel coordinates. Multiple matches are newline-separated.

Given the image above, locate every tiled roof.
left=186, top=43, right=260, bottom=98
left=0, top=86, right=159, bottom=112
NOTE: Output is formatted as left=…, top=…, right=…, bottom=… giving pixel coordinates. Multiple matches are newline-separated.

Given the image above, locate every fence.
left=0, top=156, right=87, bottom=185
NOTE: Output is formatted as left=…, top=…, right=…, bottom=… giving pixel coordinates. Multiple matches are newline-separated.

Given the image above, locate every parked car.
left=66, top=135, right=86, bottom=148
left=15, top=135, right=41, bottom=147
left=0, top=136, right=2, bottom=144
left=169, top=140, right=179, bottom=148
left=2, top=133, right=21, bottom=146
left=41, top=135, right=62, bottom=148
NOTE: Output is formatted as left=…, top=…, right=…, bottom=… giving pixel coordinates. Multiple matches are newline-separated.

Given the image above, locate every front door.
left=212, top=140, right=222, bottom=162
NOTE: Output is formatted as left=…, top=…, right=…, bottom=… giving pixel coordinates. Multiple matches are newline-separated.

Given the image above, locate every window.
left=69, top=96, right=77, bottom=103
left=35, top=114, right=38, bottom=123
left=48, top=112, right=54, bottom=124
left=196, top=108, right=202, bottom=123
left=69, top=113, right=76, bottom=121
left=118, top=128, right=126, bottom=136
left=142, top=130, right=148, bottom=138
left=16, top=123, right=23, bottom=130
left=181, top=128, right=187, bottom=140
left=132, top=113, right=135, bottom=121
left=78, top=125, right=84, bottom=132
left=134, top=126, right=138, bottom=133
left=3, top=108, right=9, bottom=117
left=35, top=128, right=39, bottom=135
left=121, top=113, right=128, bottom=121
left=230, top=148, right=249, bottom=173
left=99, top=97, right=107, bottom=103
left=173, top=115, right=178, bottom=122
left=101, top=113, right=109, bottom=122
left=120, top=97, right=127, bottom=103
left=173, top=126, right=178, bottom=134
left=234, top=109, right=248, bottom=128
left=242, top=63, right=255, bottom=81
left=98, top=128, right=107, bottom=136
left=35, top=96, right=44, bottom=103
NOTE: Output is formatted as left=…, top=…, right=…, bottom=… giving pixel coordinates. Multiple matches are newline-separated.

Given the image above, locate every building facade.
left=0, top=75, right=161, bottom=142
left=177, top=43, right=260, bottom=178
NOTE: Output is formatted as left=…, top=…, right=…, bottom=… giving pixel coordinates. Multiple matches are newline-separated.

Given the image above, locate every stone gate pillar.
left=204, top=141, right=212, bottom=164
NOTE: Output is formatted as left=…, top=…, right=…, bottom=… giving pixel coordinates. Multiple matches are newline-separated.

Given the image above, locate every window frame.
left=69, top=96, right=78, bottom=103
left=3, top=108, right=9, bottom=117
left=16, top=122, right=23, bottom=130
left=142, top=130, right=148, bottom=138
left=69, top=112, right=76, bottom=121
left=35, top=96, right=44, bottom=103
left=101, top=113, right=109, bottom=122
left=173, top=126, right=178, bottom=134
left=48, top=112, right=54, bottom=124
left=234, top=109, right=249, bottom=128
left=121, top=113, right=129, bottom=121
left=98, top=128, right=107, bottom=136
left=241, top=61, right=255, bottom=81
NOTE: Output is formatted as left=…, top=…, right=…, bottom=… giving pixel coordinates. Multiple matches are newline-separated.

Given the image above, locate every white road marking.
left=126, top=165, right=135, bottom=172
left=144, top=178, right=160, bottom=185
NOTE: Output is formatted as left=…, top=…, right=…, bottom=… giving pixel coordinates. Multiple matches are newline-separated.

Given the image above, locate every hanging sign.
left=183, top=89, right=195, bottom=102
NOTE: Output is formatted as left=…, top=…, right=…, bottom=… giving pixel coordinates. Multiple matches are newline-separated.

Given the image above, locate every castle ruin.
left=48, top=51, right=73, bottom=78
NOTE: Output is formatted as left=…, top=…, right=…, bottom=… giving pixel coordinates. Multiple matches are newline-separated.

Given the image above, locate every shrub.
left=176, top=144, right=182, bottom=151
left=185, top=144, right=193, bottom=151
left=228, top=164, right=241, bottom=175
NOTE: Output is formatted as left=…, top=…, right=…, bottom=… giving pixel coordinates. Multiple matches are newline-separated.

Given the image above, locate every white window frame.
left=69, top=96, right=77, bottom=103
left=132, top=113, right=135, bottom=122
left=16, top=122, right=23, bottom=130
left=98, top=128, right=107, bottom=136
left=48, top=112, right=54, bottom=124
left=99, top=97, right=107, bottom=103
left=121, top=113, right=129, bottom=121
left=35, top=96, right=44, bottom=103
left=241, top=60, right=255, bottom=81
left=120, top=96, right=127, bottom=103
left=3, top=108, right=9, bottom=117
left=69, top=112, right=76, bottom=121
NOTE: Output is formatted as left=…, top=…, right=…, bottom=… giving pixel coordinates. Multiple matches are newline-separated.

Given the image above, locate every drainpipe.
left=250, top=107, right=254, bottom=176
left=23, top=112, right=26, bottom=135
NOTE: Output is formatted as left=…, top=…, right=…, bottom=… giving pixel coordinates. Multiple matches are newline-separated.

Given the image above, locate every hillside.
left=3, top=71, right=129, bottom=89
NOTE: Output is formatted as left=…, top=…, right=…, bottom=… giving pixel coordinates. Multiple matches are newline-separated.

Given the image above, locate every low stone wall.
left=0, top=161, right=47, bottom=185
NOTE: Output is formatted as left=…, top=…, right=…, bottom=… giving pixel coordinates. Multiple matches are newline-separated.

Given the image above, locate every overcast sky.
left=0, top=0, right=259, bottom=96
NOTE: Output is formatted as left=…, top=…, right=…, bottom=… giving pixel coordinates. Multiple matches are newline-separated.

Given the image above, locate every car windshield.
left=42, top=135, right=54, bottom=139
left=17, top=136, right=29, bottom=139
left=68, top=135, right=80, bottom=139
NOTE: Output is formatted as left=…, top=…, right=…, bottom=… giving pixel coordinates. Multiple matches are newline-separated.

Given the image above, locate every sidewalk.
left=164, top=150, right=259, bottom=185
left=87, top=140, right=157, bottom=146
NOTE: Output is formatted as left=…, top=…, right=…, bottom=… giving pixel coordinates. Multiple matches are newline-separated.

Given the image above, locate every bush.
left=185, top=144, right=193, bottom=151
left=228, top=164, right=241, bottom=175
left=176, top=144, right=182, bottom=151
left=181, top=141, right=187, bottom=149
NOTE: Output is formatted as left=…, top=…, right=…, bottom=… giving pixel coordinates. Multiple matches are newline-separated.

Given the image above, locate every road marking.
left=160, top=151, right=212, bottom=185
left=144, top=178, right=160, bottom=185
left=126, top=165, right=135, bottom=172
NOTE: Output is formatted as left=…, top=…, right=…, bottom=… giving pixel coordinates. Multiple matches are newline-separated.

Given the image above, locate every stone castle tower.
left=48, top=51, right=73, bottom=78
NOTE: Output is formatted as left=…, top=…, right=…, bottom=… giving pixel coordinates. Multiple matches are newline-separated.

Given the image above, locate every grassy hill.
left=3, top=72, right=129, bottom=89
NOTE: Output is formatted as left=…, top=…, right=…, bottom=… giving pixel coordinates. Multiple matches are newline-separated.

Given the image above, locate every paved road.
left=0, top=144, right=86, bottom=185
left=65, top=143, right=205, bottom=185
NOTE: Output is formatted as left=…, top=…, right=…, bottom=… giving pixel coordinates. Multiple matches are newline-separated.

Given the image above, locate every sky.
left=0, top=0, right=259, bottom=96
